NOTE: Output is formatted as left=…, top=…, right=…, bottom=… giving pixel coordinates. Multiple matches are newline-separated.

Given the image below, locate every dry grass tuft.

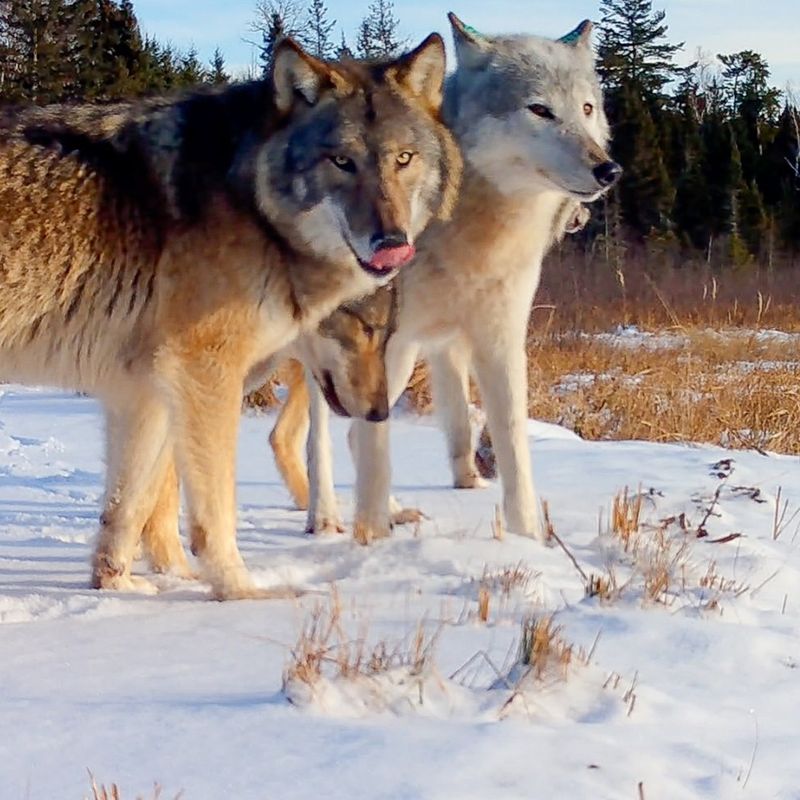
left=475, top=562, right=537, bottom=624
left=585, top=567, right=622, bottom=603
left=518, top=616, right=588, bottom=681
left=611, top=487, right=644, bottom=553
left=86, top=773, right=180, bottom=800
left=638, top=527, right=690, bottom=605
left=477, top=585, right=491, bottom=623
left=283, top=588, right=440, bottom=697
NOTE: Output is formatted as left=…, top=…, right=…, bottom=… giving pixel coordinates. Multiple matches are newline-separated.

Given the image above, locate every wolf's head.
left=253, top=36, right=461, bottom=281
left=445, top=14, right=620, bottom=201
left=297, top=284, right=396, bottom=421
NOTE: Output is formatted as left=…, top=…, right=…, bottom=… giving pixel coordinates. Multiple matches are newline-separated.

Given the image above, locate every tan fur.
left=269, top=360, right=312, bottom=510
left=0, top=36, right=460, bottom=599
left=140, top=281, right=398, bottom=564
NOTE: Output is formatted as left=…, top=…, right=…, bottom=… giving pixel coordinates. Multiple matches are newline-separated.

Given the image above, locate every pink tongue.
left=368, top=244, right=416, bottom=271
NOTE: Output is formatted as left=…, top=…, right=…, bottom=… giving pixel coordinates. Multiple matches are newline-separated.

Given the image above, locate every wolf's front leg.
left=93, top=393, right=173, bottom=593
left=351, top=338, right=420, bottom=544
left=166, top=358, right=294, bottom=601
left=306, top=372, right=343, bottom=534
left=429, top=344, right=486, bottom=489
left=471, top=324, right=543, bottom=541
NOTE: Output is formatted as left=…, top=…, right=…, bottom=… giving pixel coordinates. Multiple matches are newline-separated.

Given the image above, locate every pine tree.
left=357, top=0, right=402, bottom=59
left=302, top=0, right=335, bottom=59
left=251, top=0, right=301, bottom=74
left=335, top=30, right=353, bottom=60
left=177, top=45, right=207, bottom=86
left=611, top=83, right=674, bottom=235
left=598, top=0, right=683, bottom=98
left=210, top=47, right=228, bottom=85
left=355, top=18, right=377, bottom=60
left=0, top=0, right=73, bottom=103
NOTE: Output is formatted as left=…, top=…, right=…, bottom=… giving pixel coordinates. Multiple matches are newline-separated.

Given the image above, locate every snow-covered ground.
left=2, top=386, right=800, bottom=799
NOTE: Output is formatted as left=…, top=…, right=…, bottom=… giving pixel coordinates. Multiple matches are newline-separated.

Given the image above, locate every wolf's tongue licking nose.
left=369, top=244, right=416, bottom=271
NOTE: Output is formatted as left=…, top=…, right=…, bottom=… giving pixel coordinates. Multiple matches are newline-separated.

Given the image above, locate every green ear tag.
left=559, top=21, right=591, bottom=46
left=463, top=23, right=484, bottom=38
left=559, top=27, right=582, bottom=45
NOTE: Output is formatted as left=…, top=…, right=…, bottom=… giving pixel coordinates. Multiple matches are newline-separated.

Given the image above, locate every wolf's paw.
left=159, top=564, right=200, bottom=581
left=505, top=509, right=546, bottom=543
left=454, top=472, right=489, bottom=490
left=93, top=571, right=159, bottom=595
left=391, top=507, right=426, bottom=526
left=148, top=549, right=197, bottom=580
left=212, top=583, right=304, bottom=601
left=306, top=517, right=345, bottom=535
left=353, top=519, right=392, bottom=546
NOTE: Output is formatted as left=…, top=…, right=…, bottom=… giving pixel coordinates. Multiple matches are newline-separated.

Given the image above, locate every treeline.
left=250, top=0, right=402, bottom=69
left=0, top=0, right=402, bottom=101
left=1, top=0, right=797, bottom=262
left=0, top=0, right=228, bottom=104
left=592, top=0, right=800, bottom=264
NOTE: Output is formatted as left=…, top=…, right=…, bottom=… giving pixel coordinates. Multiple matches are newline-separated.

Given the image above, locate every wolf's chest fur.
left=398, top=172, right=565, bottom=339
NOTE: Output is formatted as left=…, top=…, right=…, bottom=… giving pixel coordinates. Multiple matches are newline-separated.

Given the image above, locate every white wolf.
left=333, top=14, right=621, bottom=543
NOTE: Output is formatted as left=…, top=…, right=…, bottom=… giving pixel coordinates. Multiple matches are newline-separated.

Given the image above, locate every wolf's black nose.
left=366, top=404, right=389, bottom=423
left=371, top=231, right=409, bottom=251
left=593, top=161, right=623, bottom=188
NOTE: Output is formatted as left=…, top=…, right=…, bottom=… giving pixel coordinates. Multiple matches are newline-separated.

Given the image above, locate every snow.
left=581, top=324, right=800, bottom=352
left=2, top=386, right=800, bottom=799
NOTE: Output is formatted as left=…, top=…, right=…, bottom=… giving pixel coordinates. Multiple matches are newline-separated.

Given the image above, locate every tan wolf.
left=138, top=284, right=398, bottom=576
left=0, top=35, right=461, bottom=598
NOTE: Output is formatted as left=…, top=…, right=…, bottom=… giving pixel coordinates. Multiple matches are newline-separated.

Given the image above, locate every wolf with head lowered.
left=0, top=35, right=461, bottom=598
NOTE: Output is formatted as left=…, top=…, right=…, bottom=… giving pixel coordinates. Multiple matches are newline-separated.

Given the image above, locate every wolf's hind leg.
left=429, top=344, right=486, bottom=490
left=140, top=455, right=195, bottom=579
left=269, top=360, right=311, bottom=510
left=93, top=394, right=172, bottom=593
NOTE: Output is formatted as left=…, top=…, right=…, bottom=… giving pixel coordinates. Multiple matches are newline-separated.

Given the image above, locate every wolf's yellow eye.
left=397, top=151, right=415, bottom=167
left=330, top=155, right=356, bottom=173
left=583, top=103, right=594, bottom=116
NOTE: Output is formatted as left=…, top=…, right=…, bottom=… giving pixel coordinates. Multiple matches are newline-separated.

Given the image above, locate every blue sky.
left=133, top=0, right=799, bottom=89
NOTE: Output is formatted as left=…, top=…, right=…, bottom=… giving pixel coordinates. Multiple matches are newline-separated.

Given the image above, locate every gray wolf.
left=0, top=34, right=461, bottom=598
left=287, top=15, right=620, bottom=544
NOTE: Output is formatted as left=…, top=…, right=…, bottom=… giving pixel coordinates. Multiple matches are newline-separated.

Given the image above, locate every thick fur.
left=138, top=283, right=397, bottom=569
left=0, top=35, right=460, bottom=598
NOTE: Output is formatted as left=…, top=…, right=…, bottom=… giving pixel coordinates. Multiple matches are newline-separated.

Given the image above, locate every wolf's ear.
left=559, top=20, right=594, bottom=49
left=448, top=12, right=491, bottom=68
left=388, top=33, right=447, bottom=110
left=271, top=38, right=349, bottom=113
